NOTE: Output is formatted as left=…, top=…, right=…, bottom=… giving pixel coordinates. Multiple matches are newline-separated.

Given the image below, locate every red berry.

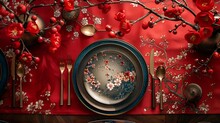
left=163, top=7, right=167, bottom=11
left=31, top=15, right=37, bottom=21
left=59, top=20, right=65, bottom=26
left=9, top=13, right=15, bottom=19
left=208, top=69, right=214, bottom=74
left=102, top=4, right=111, bottom=13
left=56, top=25, right=61, bottom=31
left=50, top=17, right=57, bottom=23
left=51, top=27, right=58, bottom=33
left=34, top=57, right=40, bottom=63
left=108, top=31, right=116, bottom=38
left=148, top=21, right=154, bottom=28
left=182, top=23, right=186, bottom=27
left=202, top=69, right=207, bottom=73
left=12, top=41, right=21, bottom=49
left=142, top=21, right=148, bottom=30
left=105, top=25, right=112, bottom=32
left=15, top=49, right=20, bottom=54
left=173, top=30, right=177, bottom=35
left=17, top=4, right=27, bottom=14
left=194, top=58, right=199, bottom=62
left=213, top=51, right=219, bottom=58
left=38, top=36, right=44, bottom=43
left=118, top=31, right=125, bottom=37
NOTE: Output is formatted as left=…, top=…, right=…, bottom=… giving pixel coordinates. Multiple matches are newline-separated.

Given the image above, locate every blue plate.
left=73, top=39, right=148, bottom=116
left=0, top=49, right=9, bottom=96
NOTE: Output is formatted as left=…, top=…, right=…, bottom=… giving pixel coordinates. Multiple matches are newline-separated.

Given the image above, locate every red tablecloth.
left=0, top=0, right=220, bottom=115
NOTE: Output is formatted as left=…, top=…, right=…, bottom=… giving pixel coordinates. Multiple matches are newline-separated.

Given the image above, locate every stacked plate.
left=73, top=39, right=148, bottom=115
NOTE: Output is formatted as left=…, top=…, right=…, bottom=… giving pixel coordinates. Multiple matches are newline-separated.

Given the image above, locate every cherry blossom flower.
left=107, top=82, right=115, bottom=91
left=35, top=100, right=44, bottom=110
left=114, top=78, right=122, bottom=86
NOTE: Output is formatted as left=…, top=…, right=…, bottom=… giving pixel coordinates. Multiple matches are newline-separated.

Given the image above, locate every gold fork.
left=59, top=61, right=65, bottom=106
left=67, top=58, right=73, bottom=106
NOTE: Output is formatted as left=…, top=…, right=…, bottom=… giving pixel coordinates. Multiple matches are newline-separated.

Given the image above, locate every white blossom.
left=81, top=8, right=87, bottom=14
left=81, top=17, right=88, bottom=26
left=94, top=17, right=102, bottom=24
left=35, top=100, right=44, bottom=110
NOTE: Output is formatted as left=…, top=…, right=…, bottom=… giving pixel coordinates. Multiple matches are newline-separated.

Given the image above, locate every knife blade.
left=11, top=52, right=16, bottom=108
left=150, top=49, right=156, bottom=109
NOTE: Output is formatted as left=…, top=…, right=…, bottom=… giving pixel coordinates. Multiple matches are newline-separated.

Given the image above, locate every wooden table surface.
left=0, top=114, right=219, bottom=123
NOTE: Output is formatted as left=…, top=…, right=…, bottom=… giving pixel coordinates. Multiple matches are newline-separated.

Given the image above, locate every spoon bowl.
left=16, top=63, right=24, bottom=108
left=156, top=65, right=166, bottom=111
left=81, top=24, right=96, bottom=36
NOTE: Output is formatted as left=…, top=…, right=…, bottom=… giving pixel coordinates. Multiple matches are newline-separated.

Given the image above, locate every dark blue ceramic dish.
left=73, top=39, right=148, bottom=116
left=0, top=49, right=9, bottom=96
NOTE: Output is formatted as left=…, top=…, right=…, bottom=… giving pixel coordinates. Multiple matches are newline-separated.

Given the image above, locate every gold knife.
left=11, top=52, right=16, bottom=108
left=150, top=49, right=156, bottom=109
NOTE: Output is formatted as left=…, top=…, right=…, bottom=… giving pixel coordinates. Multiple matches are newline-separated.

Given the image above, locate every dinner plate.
left=73, top=39, right=148, bottom=115
left=0, top=49, right=9, bottom=96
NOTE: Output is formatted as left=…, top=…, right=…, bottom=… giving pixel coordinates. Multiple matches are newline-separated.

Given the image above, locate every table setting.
left=0, top=0, right=220, bottom=118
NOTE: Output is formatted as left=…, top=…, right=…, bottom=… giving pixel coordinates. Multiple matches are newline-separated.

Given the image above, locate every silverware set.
left=150, top=49, right=166, bottom=111
left=59, top=58, right=73, bottom=106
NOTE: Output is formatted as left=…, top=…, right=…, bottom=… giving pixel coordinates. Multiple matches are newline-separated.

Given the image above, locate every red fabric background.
left=0, top=0, right=220, bottom=115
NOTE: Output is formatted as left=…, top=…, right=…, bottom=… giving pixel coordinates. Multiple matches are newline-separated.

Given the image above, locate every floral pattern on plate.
left=83, top=50, right=136, bottom=104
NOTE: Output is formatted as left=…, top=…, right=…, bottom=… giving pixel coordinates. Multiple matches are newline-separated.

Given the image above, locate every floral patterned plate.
left=73, top=39, right=148, bottom=115
left=0, top=49, right=9, bottom=96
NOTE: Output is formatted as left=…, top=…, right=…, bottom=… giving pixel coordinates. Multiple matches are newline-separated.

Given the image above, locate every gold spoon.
left=17, top=63, right=25, bottom=108
left=156, top=65, right=166, bottom=111
left=80, top=24, right=96, bottom=36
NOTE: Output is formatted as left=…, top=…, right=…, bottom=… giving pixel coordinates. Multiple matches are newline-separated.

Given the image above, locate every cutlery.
left=16, top=63, right=25, bottom=108
left=59, top=61, right=65, bottom=106
left=67, top=58, right=73, bottom=106
left=156, top=65, right=166, bottom=111
left=11, top=52, right=16, bottom=108
left=149, top=49, right=156, bottom=109
left=81, top=24, right=96, bottom=36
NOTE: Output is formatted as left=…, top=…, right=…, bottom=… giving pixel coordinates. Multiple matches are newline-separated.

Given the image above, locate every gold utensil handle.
left=160, top=80, right=163, bottom=111
left=60, top=74, right=64, bottom=106
left=20, top=77, right=23, bottom=108
left=67, top=71, right=71, bottom=106
left=151, top=77, right=156, bottom=109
